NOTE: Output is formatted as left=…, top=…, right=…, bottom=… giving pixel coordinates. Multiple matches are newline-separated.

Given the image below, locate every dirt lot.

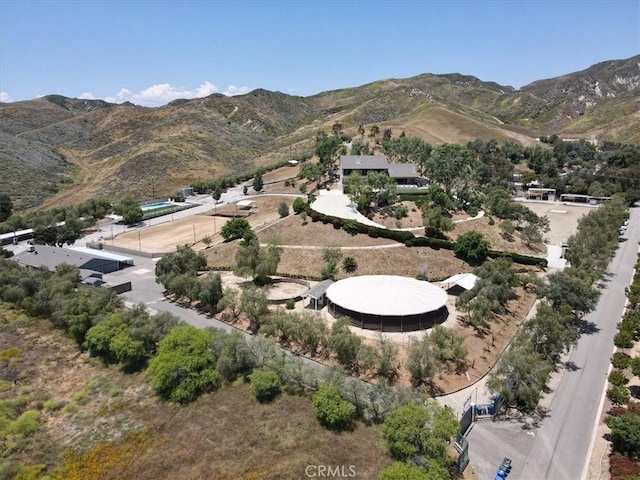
left=519, top=201, right=591, bottom=246
left=114, top=196, right=298, bottom=253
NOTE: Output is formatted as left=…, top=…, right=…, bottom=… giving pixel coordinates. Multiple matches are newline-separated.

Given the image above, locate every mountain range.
left=1, top=54, right=638, bottom=211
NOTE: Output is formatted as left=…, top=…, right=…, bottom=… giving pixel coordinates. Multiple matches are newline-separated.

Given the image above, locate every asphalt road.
left=518, top=207, right=639, bottom=480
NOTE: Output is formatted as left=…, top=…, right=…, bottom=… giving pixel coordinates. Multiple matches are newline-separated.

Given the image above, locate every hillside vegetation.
left=0, top=55, right=638, bottom=210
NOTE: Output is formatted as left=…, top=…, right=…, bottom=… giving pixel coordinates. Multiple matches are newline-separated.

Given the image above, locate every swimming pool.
left=140, top=201, right=172, bottom=212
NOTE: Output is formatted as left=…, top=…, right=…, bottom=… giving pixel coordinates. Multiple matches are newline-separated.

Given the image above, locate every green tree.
left=146, top=325, right=220, bottom=403
left=240, top=285, right=269, bottom=332
left=249, top=367, right=282, bottom=403
left=155, top=244, right=207, bottom=292
left=292, top=197, right=306, bottom=214
left=312, top=385, right=356, bottom=431
left=328, top=317, right=362, bottom=370
left=406, top=334, right=437, bottom=386
left=499, top=219, right=515, bottom=240
left=382, top=400, right=458, bottom=464
left=198, top=273, right=223, bottom=315
left=487, top=339, right=553, bottom=412
left=538, top=268, right=599, bottom=316
left=422, top=205, right=454, bottom=238
left=253, top=170, right=264, bottom=192
left=278, top=201, right=289, bottom=218
left=234, top=233, right=281, bottom=284
left=454, top=231, right=490, bottom=262
left=0, top=194, right=13, bottom=222
left=428, top=325, right=468, bottom=367
left=113, top=195, right=143, bottom=225
left=220, top=217, right=252, bottom=241
left=426, top=143, right=476, bottom=194
left=342, top=256, right=358, bottom=274
left=376, top=336, right=399, bottom=381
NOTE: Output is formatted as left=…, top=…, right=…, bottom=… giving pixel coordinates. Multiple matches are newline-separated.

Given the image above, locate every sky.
left=1, top=0, right=638, bottom=107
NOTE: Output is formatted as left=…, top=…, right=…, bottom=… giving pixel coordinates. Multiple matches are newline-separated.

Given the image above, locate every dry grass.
left=206, top=228, right=472, bottom=281
left=449, top=216, right=545, bottom=255
left=0, top=305, right=393, bottom=480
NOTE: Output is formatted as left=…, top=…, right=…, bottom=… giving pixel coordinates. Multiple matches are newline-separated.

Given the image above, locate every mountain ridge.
left=1, top=54, right=638, bottom=211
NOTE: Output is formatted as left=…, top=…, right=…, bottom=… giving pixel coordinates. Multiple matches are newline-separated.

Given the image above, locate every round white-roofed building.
left=326, top=275, right=449, bottom=332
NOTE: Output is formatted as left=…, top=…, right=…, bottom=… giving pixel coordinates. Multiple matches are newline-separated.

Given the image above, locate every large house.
left=339, top=155, right=425, bottom=186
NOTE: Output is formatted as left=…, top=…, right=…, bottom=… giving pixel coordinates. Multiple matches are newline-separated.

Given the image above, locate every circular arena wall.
left=326, top=275, right=449, bottom=332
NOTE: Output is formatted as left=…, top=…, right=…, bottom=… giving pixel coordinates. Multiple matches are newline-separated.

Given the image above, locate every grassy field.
left=0, top=304, right=394, bottom=480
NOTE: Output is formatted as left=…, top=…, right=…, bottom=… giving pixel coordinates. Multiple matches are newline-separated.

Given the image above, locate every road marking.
left=549, top=209, right=567, bottom=214
left=132, top=268, right=151, bottom=275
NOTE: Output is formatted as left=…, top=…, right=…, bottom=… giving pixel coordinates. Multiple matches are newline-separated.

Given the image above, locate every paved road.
left=518, top=207, right=639, bottom=480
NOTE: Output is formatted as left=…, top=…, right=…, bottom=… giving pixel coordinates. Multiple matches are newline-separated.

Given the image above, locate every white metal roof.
left=68, top=246, right=134, bottom=263
left=326, top=275, right=448, bottom=316
left=441, top=273, right=478, bottom=291
left=237, top=200, right=255, bottom=208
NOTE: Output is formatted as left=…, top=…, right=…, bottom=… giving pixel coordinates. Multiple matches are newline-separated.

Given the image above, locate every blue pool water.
left=140, top=202, right=172, bottom=212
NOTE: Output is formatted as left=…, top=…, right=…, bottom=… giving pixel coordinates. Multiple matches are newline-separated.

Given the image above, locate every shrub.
left=612, top=352, right=632, bottom=370
left=454, top=231, right=490, bottom=263
left=614, top=331, right=634, bottom=349
left=249, top=368, right=281, bottom=403
left=607, top=385, right=631, bottom=406
left=312, top=385, right=356, bottom=431
left=609, top=453, right=640, bottom=480
left=631, top=357, right=640, bottom=377
left=220, top=218, right=252, bottom=241
left=341, top=219, right=358, bottom=235
left=278, top=201, right=289, bottom=218
left=609, top=369, right=629, bottom=387
left=292, top=197, right=306, bottom=214
left=285, top=299, right=295, bottom=310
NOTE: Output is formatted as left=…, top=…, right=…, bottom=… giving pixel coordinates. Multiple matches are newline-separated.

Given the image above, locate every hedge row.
left=307, top=208, right=415, bottom=243
left=307, top=207, right=547, bottom=267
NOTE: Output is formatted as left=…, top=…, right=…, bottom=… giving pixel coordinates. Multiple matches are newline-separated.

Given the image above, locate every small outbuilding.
left=441, top=273, right=479, bottom=295
left=302, top=279, right=334, bottom=310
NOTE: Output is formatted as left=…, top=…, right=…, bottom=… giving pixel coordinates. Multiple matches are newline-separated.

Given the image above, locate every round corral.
left=264, top=278, right=310, bottom=303
left=326, top=275, right=449, bottom=332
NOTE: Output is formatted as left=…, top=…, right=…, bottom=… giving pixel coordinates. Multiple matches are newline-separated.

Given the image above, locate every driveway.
left=310, top=190, right=386, bottom=228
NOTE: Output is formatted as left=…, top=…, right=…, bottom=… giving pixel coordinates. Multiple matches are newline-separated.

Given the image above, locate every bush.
left=220, top=218, right=252, bottom=242
left=609, top=453, right=640, bottom=480
left=454, top=231, right=490, bottom=263
left=615, top=331, right=634, bottom=349
left=609, top=369, right=630, bottom=387
left=612, top=352, right=632, bottom=370
left=312, top=385, right=356, bottom=431
left=285, top=299, right=295, bottom=310
left=631, top=357, right=640, bottom=377
left=292, top=197, right=306, bottom=214
left=607, top=385, right=631, bottom=406
left=249, top=368, right=281, bottom=403
left=278, top=201, right=289, bottom=218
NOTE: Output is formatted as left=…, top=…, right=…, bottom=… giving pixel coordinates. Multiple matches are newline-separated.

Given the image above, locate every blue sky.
left=1, top=0, right=638, bottom=106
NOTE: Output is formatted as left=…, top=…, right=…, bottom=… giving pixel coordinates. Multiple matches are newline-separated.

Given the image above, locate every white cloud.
left=79, top=92, right=97, bottom=100
left=0, top=92, right=14, bottom=103
left=223, top=85, right=251, bottom=96
left=99, top=81, right=251, bottom=107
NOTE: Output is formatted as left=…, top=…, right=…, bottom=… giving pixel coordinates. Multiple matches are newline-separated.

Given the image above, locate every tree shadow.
left=563, top=360, right=581, bottom=372
left=576, top=318, right=600, bottom=335
left=629, top=385, right=640, bottom=399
